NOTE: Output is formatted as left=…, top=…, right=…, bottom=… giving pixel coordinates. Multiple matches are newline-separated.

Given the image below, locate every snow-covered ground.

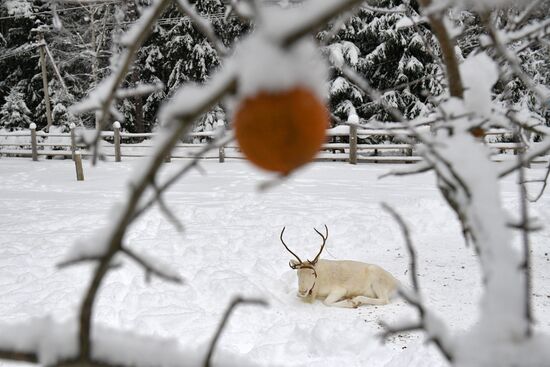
left=0, top=158, right=549, bottom=367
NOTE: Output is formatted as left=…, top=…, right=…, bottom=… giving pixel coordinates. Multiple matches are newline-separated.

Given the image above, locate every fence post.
left=30, top=123, right=38, bottom=161
left=70, top=123, right=76, bottom=161
left=349, top=125, right=357, bottom=165
left=74, top=152, right=84, bottom=181
left=113, top=121, right=121, bottom=162
left=219, top=144, right=225, bottom=163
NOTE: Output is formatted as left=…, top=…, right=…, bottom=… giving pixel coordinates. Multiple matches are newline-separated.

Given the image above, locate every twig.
left=379, top=163, right=433, bottom=179
left=57, top=256, right=104, bottom=269
left=381, top=203, right=420, bottom=293
left=121, top=246, right=183, bottom=284
left=517, top=140, right=533, bottom=338
left=152, top=180, right=185, bottom=233
left=526, top=163, right=550, bottom=202
left=203, top=297, right=268, bottom=367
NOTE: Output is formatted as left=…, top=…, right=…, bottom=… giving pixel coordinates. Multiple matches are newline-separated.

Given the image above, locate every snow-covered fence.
left=0, top=125, right=538, bottom=164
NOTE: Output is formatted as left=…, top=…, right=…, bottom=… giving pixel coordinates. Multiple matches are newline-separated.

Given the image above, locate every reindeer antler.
left=280, top=227, right=303, bottom=267
left=311, top=224, right=328, bottom=264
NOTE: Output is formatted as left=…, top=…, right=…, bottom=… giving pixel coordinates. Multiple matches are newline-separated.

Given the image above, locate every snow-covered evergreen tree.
left=0, top=85, right=33, bottom=130
left=321, top=0, right=443, bottom=125
left=127, top=0, right=248, bottom=134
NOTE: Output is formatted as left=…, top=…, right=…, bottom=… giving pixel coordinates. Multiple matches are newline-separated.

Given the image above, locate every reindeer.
left=280, top=225, right=398, bottom=308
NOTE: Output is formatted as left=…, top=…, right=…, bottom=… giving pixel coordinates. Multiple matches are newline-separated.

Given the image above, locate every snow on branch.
left=0, top=317, right=262, bottom=367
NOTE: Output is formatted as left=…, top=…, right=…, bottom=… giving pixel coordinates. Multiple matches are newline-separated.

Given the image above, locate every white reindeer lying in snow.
left=281, top=225, right=398, bottom=308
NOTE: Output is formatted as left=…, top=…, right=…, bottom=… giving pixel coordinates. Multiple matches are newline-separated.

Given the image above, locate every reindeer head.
left=280, top=225, right=328, bottom=298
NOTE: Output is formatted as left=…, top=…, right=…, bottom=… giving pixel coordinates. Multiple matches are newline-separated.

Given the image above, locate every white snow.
left=1, top=159, right=549, bottom=366
left=2, top=0, right=32, bottom=17
left=460, top=52, right=499, bottom=117
left=232, top=35, right=328, bottom=101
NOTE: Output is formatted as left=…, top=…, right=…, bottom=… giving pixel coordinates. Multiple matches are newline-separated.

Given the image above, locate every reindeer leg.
left=350, top=295, right=389, bottom=306
left=323, top=287, right=356, bottom=308
left=351, top=283, right=392, bottom=306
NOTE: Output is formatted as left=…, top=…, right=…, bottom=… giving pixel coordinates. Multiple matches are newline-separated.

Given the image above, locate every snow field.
left=0, top=158, right=549, bottom=366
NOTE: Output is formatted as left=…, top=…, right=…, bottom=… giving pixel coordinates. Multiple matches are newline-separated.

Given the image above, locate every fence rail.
left=0, top=124, right=546, bottom=165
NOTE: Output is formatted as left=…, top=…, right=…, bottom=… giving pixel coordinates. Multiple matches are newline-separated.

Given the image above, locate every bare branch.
left=526, top=163, right=550, bottom=202
left=381, top=203, right=420, bottom=293
left=151, top=180, right=185, bottom=233
left=203, top=297, right=268, bottom=367
left=379, top=163, right=434, bottom=179
left=517, top=144, right=533, bottom=337
left=121, top=246, right=183, bottom=284
left=57, top=256, right=103, bottom=268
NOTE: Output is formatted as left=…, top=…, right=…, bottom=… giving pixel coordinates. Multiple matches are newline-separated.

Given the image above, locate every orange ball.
left=234, top=87, right=329, bottom=175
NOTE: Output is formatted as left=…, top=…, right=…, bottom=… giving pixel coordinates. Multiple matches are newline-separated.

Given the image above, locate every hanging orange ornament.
left=234, top=87, right=329, bottom=175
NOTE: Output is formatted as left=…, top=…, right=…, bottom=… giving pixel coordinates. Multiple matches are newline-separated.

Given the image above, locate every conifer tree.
left=321, top=0, right=443, bottom=125
left=0, top=85, right=33, bottom=130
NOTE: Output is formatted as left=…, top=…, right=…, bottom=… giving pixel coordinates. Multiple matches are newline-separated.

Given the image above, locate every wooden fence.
left=0, top=123, right=541, bottom=164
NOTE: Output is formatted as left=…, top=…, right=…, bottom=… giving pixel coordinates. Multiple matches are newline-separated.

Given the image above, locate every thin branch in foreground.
left=378, top=163, right=433, bottom=179
left=121, top=246, right=183, bottom=284
left=203, top=297, right=268, bottom=367
left=381, top=203, right=420, bottom=293
left=526, top=162, right=550, bottom=202
left=152, top=180, right=185, bottom=233
left=57, top=256, right=104, bottom=269
left=517, top=144, right=533, bottom=338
